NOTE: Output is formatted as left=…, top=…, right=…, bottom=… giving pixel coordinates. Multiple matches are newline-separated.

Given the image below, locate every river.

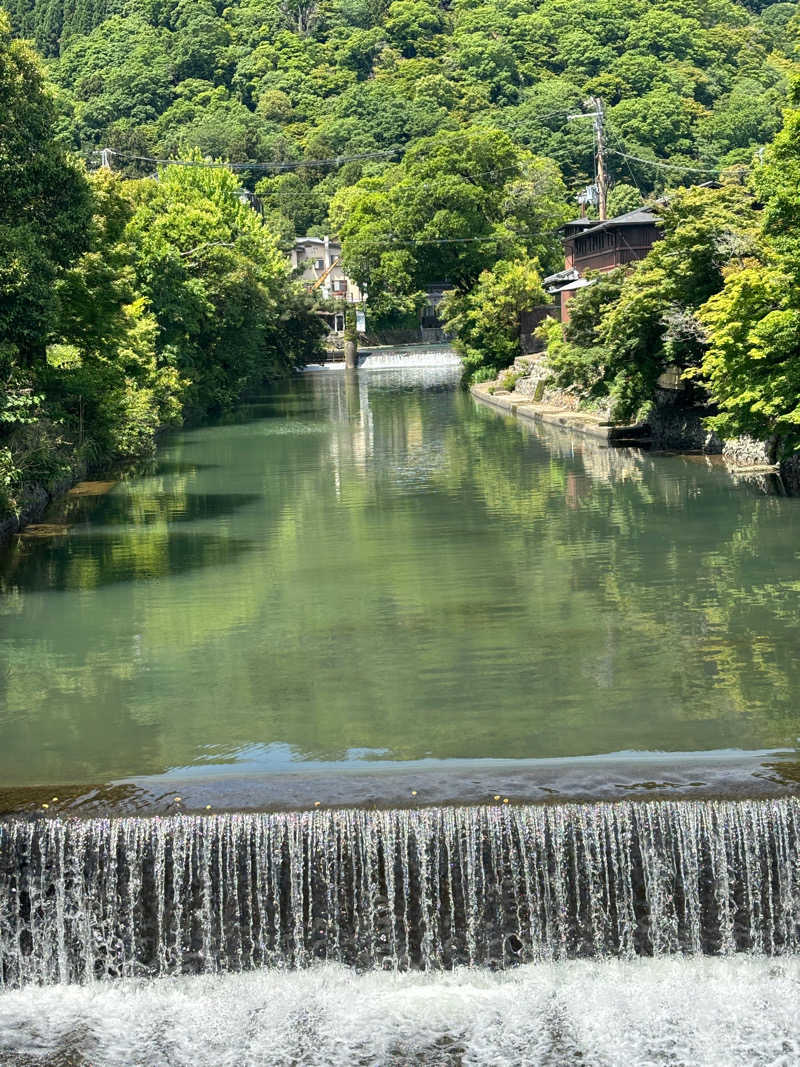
left=1, top=367, right=799, bottom=803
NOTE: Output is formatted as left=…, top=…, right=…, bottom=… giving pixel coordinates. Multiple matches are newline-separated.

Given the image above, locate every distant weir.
left=304, top=347, right=461, bottom=370
left=2, top=798, right=800, bottom=988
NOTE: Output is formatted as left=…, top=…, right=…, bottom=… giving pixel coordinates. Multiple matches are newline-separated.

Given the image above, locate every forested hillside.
left=6, top=0, right=798, bottom=236
left=2, top=0, right=800, bottom=527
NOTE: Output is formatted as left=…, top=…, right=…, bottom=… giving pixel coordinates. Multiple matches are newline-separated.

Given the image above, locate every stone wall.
left=780, top=453, right=800, bottom=493
left=647, top=391, right=723, bottom=453
left=722, top=435, right=776, bottom=467
left=511, top=356, right=590, bottom=413
left=489, top=359, right=798, bottom=483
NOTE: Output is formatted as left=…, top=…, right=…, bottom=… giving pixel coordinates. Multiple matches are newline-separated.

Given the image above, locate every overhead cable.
left=606, top=148, right=733, bottom=175
left=97, top=147, right=401, bottom=171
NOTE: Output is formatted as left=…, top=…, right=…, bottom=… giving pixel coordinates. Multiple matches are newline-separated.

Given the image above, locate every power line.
left=100, top=108, right=579, bottom=177
left=606, top=148, right=730, bottom=175
left=97, top=147, right=401, bottom=171
left=355, top=226, right=564, bottom=248
left=603, top=123, right=645, bottom=202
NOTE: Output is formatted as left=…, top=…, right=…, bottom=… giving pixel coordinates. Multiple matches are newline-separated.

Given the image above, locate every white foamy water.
left=7, top=800, right=800, bottom=986
left=1, top=957, right=798, bottom=1065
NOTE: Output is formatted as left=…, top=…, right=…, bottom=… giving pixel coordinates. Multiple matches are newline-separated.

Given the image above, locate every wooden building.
left=545, top=208, right=661, bottom=322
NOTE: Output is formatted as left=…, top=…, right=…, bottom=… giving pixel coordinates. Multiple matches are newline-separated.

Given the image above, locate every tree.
left=330, top=128, right=568, bottom=316
left=41, top=169, right=184, bottom=460
left=125, top=160, right=322, bottom=414
left=0, top=13, right=92, bottom=366
left=255, top=171, right=326, bottom=236
left=440, top=259, right=547, bottom=381
left=693, top=98, right=800, bottom=454
left=606, top=183, right=642, bottom=217
left=384, top=0, right=443, bottom=57
left=697, top=269, right=800, bottom=455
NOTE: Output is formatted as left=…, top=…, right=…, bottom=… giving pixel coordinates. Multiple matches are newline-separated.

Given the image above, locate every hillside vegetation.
left=9, top=0, right=797, bottom=219
left=1, top=0, right=800, bottom=524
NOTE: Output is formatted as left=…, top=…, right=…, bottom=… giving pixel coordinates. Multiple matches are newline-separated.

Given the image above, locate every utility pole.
left=568, top=98, right=608, bottom=220
left=589, top=97, right=608, bottom=220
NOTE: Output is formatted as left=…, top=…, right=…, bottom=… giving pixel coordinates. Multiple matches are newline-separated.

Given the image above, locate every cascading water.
left=3, top=797, right=800, bottom=990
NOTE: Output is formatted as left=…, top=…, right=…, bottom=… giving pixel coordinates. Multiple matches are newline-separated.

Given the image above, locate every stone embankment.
left=473, top=355, right=800, bottom=489
left=0, top=468, right=84, bottom=545
left=471, top=383, right=648, bottom=445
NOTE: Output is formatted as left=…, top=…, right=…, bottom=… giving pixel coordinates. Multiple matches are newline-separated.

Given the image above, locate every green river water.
left=1, top=367, right=799, bottom=792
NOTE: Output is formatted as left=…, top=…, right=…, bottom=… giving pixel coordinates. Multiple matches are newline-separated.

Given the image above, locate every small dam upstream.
left=3, top=797, right=800, bottom=987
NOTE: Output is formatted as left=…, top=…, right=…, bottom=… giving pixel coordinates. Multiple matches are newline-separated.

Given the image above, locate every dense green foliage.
left=541, top=183, right=760, bottom=420
left=0, top=14, right=322, bottom=518
left=330, top=129, right=567, bottom=317
left=125, top=162, right=321, bottom=415
left=696, top=101, right=800, bottom=453
left=440, top=259, right=548, bottom=380
left=3, top=0, right=800, bottom=486
left=539, top=84, right=800, bottom=456
left=4, top=0, right=795, bottom=218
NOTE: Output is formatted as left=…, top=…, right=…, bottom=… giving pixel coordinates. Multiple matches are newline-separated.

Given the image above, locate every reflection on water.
left=0, top=367, right=799, bottom=788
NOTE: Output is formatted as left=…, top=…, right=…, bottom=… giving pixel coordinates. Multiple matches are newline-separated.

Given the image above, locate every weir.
left=2, top=796, right=800, bottom=989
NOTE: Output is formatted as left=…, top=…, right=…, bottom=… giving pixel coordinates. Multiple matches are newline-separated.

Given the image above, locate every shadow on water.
left=0, top=531, right=255, bottom=593
left=136, top=460, right=221, bottom=477
left=63, top=491, right=264, bottom=528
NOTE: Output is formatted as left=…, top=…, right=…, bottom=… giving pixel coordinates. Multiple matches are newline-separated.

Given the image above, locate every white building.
left=290, top=237, right=365, bottom=334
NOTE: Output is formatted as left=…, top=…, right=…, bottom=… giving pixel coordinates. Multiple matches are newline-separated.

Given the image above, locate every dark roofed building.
left=565, top=207, right=660, bottom=275
left=544, top=207, right=662, bottom=322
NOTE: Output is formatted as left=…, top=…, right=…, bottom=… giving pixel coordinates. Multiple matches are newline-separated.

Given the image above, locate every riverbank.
left=0, top=471, right=80, bottom=545
left=470, top=382, right=649, bottom=445
left=0, top=369, right=307, bottom=548
left=0, top=429, right=154, bottom=548
left=474, top=357, right=800, bottom=490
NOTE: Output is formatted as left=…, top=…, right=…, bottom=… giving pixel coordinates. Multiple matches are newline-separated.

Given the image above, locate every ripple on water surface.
left=2, top=370, right=800, bottom=789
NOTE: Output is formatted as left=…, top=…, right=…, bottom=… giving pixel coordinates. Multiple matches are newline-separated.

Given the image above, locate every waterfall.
left=356, top=348, right=461, bottom=368
left=2, top=798, right=800, bottom=988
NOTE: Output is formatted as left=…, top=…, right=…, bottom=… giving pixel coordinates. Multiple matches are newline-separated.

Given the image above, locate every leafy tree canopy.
left=440, top=258, right=548, bottom=380
left=0, top=13, right=92, bottom=365
left=330, top=128, right=568, bottom=314
left=3, top=0, right=792, bottom=238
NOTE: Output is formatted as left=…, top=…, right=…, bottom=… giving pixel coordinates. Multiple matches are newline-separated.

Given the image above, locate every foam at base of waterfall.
left=1, top=956, right=798, bottom=1066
